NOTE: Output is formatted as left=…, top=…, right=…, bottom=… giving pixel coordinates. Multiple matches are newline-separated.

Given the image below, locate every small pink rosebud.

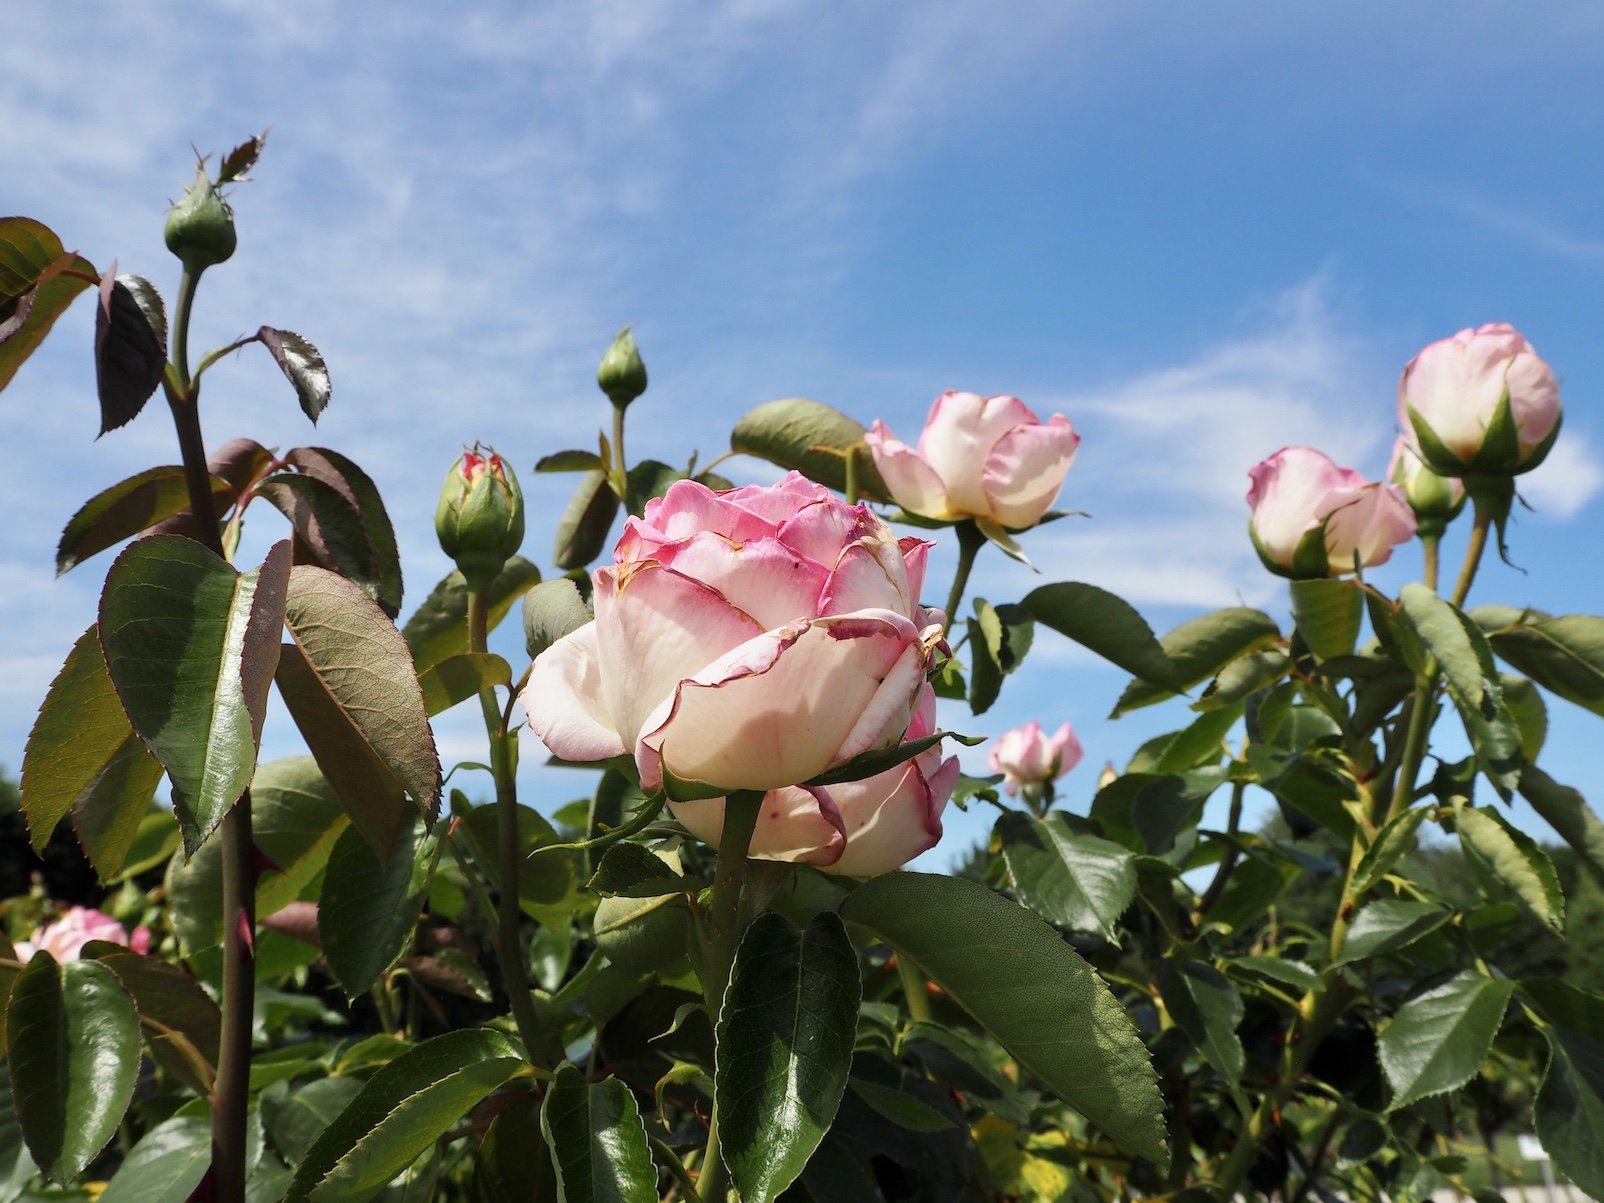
left=989, top=720, right=1084, bottom=796
left=435, top=443, right=525, bottom=590
left=865, top=392, right=1079, bottom=530
left=1398, top=322, right=1562, bottom=477
left=1246, top=447, right=1416, bottom=579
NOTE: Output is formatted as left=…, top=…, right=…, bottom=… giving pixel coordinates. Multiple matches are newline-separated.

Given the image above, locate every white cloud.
left=1519, top=435, right=1604, bottom=520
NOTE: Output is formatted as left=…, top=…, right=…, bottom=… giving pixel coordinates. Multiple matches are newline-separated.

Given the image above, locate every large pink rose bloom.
left=1398, top=323, right=1561, bottom=476
left=990, top=721, right=1083, bottom=796
left=522, top=473, right=955, bottom=875
left=865, top=392, right=1080, bottom=530
left=14, top=906, right=145, bottom=963
left=1246, top=447, right=1416, bottom=579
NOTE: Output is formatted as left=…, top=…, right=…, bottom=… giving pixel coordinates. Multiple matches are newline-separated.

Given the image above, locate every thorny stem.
left=698, top=790, right=763, bottom=1203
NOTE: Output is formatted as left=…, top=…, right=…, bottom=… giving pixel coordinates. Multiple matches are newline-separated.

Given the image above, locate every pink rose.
left=15, top=906, right=136, bottom=963
left=522, top=472, right=953, bottom=874
left=1246, top=447, right=1416, bottom=579
left=1387, top=436, right=1465, bottom=538
left=990, top=721, right=1084, bottom=796
left=1398, top=323, right=1562, bottom=476
left=865, top=392, right=1080, bottom=530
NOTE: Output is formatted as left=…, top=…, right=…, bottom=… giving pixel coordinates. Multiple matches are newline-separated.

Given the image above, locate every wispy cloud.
left=1437, top=193, right=1604, bottom=265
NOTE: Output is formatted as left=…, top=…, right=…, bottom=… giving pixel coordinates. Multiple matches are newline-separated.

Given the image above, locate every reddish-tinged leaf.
left=57, top=465, right=234, bottom=575
left=258, top=326, right=330, bottom=423
left=0, top=216, right=97, bottom=393
left=94, top=268, right=166, bottom=434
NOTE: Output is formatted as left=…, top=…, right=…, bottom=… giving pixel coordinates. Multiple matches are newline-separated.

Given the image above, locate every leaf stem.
left=942, top=519, right=985, bottom=626
left=896, top=953, right=932, bottom=1024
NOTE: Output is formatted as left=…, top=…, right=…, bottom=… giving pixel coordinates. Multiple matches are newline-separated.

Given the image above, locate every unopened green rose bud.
left=435, top=445, right=525, bottom=591
left=597, top=326, right=647, bottom=410
left=1388, top=437, right=1465, bottom=540
left=164, top=164, right=238, bottom=273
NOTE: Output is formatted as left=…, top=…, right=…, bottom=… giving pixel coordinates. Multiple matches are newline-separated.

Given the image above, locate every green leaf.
left=88, top=946, right=221, bottom=1096
left=804, top=729, right=981, bottom=789
left=716, top=912, right=861, bottom=1203
left=1225, top=955, right=1319, bottom=994
left=1349, top=807, right=1430, bottom=899
left=458, top=801, right=578, bottom=919
left=286, top=1029, right=525, bottom=1202
left=1290, top=578, right=1363, bottom=660
left=280, top=565, right=441, bottom=848
left=1129, top=705, right=1241, bottom=774
left=257, top=326, right=330, bottom=423
left=1023, top=582, right=1174, bottom=688
left=265, top=1076, right=365, bottom=1165
left=523, top=577, right=593, bottom=661
left=1400, top=584, right=1495, bottom=709
left=553, top=470, right=622, bottom=571
left=417, top=652, right=511, bottom=717
left=1519, top=765, right=1604, bottom=877
left=57, top=465, right=233, bottom=576
left=540, top=1063, right=657, bottom=1203
left=256, top=474, right=384, bottom=616
left=840, top=872, right=1167, bottom=1167
left=319, top=815, right=435, bottom=997
left=1457, top=806, right=1565, bottom=932
left=965, top=598, right=1033, bottom=716
left=94, top=271, right=166, bottom=434
left=20, top=626, right=164, bottom=876
left=1502, top=674, right=1548, bottom=761
left=1523, top=979, right=1604, bottom=1200
left=535, top=449, right=606, bottom=472
left=470, top=1092, right=557, bottom=1202
left=99, top=537, right=290, bottom=851
left=586, top=842, right=692, bottom=898
left=1377, top=969, right=1513, bottom=1110
left=286, top=447, right=404, bottom=617
left=97, top=1112, right=210, bottom=1203
left=1475, top=608, right=1604, bottom=717
left=1155, top=958, right=1245, bottom=1090
left=624, top=458, right=689, bottom=517
left=996, top=811, right=1136, bottom=941
left=1333, top=900, right=1452, bottom=968
left=6, top=955, right=140, bottom=1183
left=0, top=217, right=96, bottom=394
left=403, top=557, right=541, bottom=676
left=729, top=398, right=890, bottom=500
left=1112, top=607, right=1282, bottom=714
left=846, top=1078, right=956, bottom=1132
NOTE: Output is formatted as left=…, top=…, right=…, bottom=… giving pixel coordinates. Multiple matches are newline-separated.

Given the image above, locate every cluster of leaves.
left=2, top=151, right=1604, bottom=1203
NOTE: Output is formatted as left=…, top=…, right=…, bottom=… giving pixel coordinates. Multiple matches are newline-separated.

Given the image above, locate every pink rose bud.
left=1397, top=322, right=1562, bottom=477
left=1387, top=436, right=1465, bottom=539
left=435, top=443, right=525, bottom=590
left=989, top=720, right=1084, bottom=796
left=21, top=906, right=135, bottom=963
left=1246, top=447, right=1416, bottom=579
left=522, top=472, right=953, bottom=875
left=865, top=392, right=1080, bottom=530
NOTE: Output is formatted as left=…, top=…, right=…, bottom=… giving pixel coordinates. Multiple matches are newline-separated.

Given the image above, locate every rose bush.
left=990, top=719, right=1083, bottom=796
left=865, top=391, right=1079, bottom=529
left=1398, top=321, right=1562, bottom=476
left=1246, top=446, right=1416, bottom=578
left=522, top=471, right=952, bottom=874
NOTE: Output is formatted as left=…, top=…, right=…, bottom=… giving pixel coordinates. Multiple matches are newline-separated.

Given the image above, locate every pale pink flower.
left=16, top=906, right=136, bottom=963
left=1246, top=447, right=1415, bottom=578
left=990, top=721, right=1084, bottom=796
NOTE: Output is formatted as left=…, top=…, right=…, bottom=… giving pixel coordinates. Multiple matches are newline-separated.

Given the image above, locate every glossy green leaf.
left=286, top=1029, right=524, bottom=1202
left=97, top=1112, right=210, bottom=1203
left=1112, top=607, right=1281, bottom=714
left=523, top=577, right=593, bottom=661
left=404, top=557, right=541, bottom=675
left=257, top=473, right=380, bottom=604
left=281, top=564, right=441, bottom=844
left=1519, top=765, right=1604, bottom=877
left=20, top=625, right=164, bottom=875
left=1523, top=979, right=1604, bottom=1200
left=320, top=815, right=435, bottom=997
left=1475, top=608, right=1604, bottom=717
left=540, top=1062, right=657, bottom=1203
left=1400, top=585, right=1495, bottom=709
left=1225, top=955, right=1319, bottom=994
left=1457, top=806, right=1564, bottom=932
left=6, top=955, right=140, bottom=1182
left=90, top=947, right=221, bottom=1096
left=94, top=271, right=166, bottom=433
left=1349, top=807, right=1429, bottom=899
left=418, top=652, right=511, bottom=716
left=586, top=842, right=692, bottom=898
left=1290, top=578, right=1363, bottom=660
left=265, top=1075, right=364, bottom=1165
left=841, top=872, right=1166, bottom=1167
left=729, top=397, right=890, bottom=500
left=56, top=465, right=234, bottom=575
left=996, top=811, right=1136, bottom=941
left=965, top=598, right=1034, bottom=717
left=1333, top=900, right=1452, bottom=967
left=716, top=912, right=860, bottom=1203
left=284, top=447, right=403, bottom=617
left=257, top=326, right=330, bottom=423
left=1155, top=958, right=1245, bottom=1090
left=99, top=537, right=290, bottom=851
left=553, top=469, right=621, bottom=570
left=1378, top=969, right=1512, bottom=1110
left=1196, top=647, right=1290, bottom=709
left=458, top=801, right=578, bottom=918
left=1023, top=582, right=1173, bottom=689
left=0, top=217, right=96, bottom=394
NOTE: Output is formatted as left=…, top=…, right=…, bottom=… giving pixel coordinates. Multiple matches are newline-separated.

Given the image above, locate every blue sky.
left=3, top=3, right=1602, bottom=866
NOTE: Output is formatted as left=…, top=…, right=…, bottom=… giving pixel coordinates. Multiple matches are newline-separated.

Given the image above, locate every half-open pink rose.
left=1247, top=447, right=1416, bottom=579
left=865, top=392, right=1079, bottom=530
left=522, top=472, right=954, bottom=874
left=990, top=720, right=1083, bottom=796
left=15, top=906, right=138, bottom=963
